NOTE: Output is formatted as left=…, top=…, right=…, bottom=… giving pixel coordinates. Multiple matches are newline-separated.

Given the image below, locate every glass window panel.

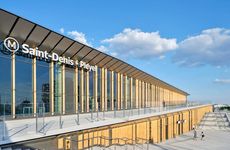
left=78, top=69, right=81, bottom=112
left=15, top=56, right=32, bottom=117
left=65, top=67, right=75, bottom=114
left=97, top=68, right=101, bottom=111
left=123, top=76, right=125, bottom=109
left=54, top=63, right=62, bottom=114
left=127, top=77, right=130, bottom=109
left=36, top=60, right=50, bottom=113
left=89, top=71, right=94, bottom=111
left=132, top=79, right=136, bottom=108
left=0, top=49, right=11, bottom=116
left=114, top=72, right=117, bottom=110
left=84, top=70, right=87, bottom=112
left=107, top=70, right=110, bottom=111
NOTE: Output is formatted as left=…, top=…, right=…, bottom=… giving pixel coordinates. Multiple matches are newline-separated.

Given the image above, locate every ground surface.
left=150, top=129, right=230, bottom=150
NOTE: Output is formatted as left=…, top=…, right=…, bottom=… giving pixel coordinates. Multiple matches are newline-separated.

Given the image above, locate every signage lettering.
left=3, top=37, right=96, bottom=71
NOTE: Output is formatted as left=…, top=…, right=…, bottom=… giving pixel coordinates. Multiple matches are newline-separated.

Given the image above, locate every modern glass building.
left=0, top=9, right=188, bottom=119
left=0, top=9, right=215, bottom=150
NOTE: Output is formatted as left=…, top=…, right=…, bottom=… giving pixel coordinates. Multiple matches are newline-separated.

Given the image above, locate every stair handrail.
left=65, top=135, right=149, bottom=149
left=225, top=113, right=230, bottom=127
left=215, top=111, right=221, bottom=129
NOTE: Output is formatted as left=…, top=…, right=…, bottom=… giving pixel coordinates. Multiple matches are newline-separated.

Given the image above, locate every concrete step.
left=201, top=119, right=229, bottom=122
left=198, top=112, right=230, bottom=130
left=199, top=122, right=229, bottom=125
left=199, top=123, right=229, bottom=127
left=204, top=113, right=226, bottom=117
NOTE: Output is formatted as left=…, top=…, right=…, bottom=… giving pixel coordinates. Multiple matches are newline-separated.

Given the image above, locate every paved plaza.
left=151, top=128, right=230, bottom=150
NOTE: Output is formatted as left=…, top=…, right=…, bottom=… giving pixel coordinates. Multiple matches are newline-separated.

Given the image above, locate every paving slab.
left=151, top=129, right=230, bottom=150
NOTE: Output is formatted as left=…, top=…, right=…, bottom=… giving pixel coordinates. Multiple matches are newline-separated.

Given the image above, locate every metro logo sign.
left=3, top=37, right=96, bottom=71
left=3, top=37, right=19, bottom=52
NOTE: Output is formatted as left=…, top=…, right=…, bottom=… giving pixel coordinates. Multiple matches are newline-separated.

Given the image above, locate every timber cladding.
left=58, top=105, right=213, bottom=150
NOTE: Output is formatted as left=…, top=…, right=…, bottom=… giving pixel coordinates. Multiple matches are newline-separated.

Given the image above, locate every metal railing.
left=0, top=101, right=212, bottom=141
left=63, top=136, right=150, bottom=150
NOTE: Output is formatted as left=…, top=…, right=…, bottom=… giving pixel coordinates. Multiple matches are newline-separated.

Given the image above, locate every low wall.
left=59, top=105, right=212, bottom=150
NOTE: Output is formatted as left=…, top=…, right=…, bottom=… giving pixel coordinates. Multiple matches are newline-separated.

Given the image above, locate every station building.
left=0, top=9, right=188, bottom=118
left=0, top=9, right=213, bottom=150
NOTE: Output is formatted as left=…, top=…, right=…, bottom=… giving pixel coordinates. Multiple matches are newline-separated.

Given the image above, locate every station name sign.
left=3, top=37, right=96, bottom=71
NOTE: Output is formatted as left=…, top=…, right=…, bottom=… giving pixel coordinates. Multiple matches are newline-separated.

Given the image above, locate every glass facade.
left=0, top=41, right=187, bottom=118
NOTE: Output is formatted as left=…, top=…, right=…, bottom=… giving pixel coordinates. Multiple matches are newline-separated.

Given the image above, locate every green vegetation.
left=219, top=106, right=230, bottom=111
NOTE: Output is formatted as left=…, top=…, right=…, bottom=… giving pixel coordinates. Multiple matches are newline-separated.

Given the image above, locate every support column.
left=130, top=78, right=133, bottom=109
left=101, top=68, right=105, bottom=111
left=135, top=79, right=138, bottom=108
left=110, top=71, right=114, bottom=110
left=49, top=61, right=54, bottom=115
left=62, top=65, right=65, bottom=114
left=145, top=83, right=147, bottom=107
left=74, top=67, right=78, bottom=113
left=156, top=86, right=159, bottom=107
left=32, top=58, right=36, bottom=116
left=94, top=66, right=98, bottom=112
left=149, top=84, right=151, bottom=107
left=80, top=69, right=84, bottom=113
left=124, top=75, right=127, bottom=109
left=138, top=80, right=141, bottom=108
left=117, top=73, right=120, bottom=110
left=120, top=74, right=123, bottom=109
left=151, top=84, right=153, bottom=107
left=104, top=69, right=107, bottom=111
left=86, top=71, right=89, bottom=112
left=142, top=82, right=144, bottom=108
left=11, top=54, right=15, bottom=118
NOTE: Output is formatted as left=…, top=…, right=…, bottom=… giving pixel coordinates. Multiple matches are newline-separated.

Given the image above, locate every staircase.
left=198, top=112, right=230, bottom=130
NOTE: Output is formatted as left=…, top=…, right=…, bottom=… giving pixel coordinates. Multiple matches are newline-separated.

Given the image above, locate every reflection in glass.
left=97, top=68, right=101, bottom=111
left=107, top=71, right=111, bottom=110
left=65, top=67, right=75, bottom=114
left=89, top=71, right=94, bottom=111
left=114, top=72, right=117, bottom=110
left=132, top=79, right=136, bottom=108
left=37, top=60, right=50, bottom=113
left=54, top=63, right=62, bottom=114
left=127, top=77, right=131, bottom=109
left=0, top=50, right=11, bottom=116
left=15, top=56, right=32, bottom=116
left=122, top=76, right=125, bottom=109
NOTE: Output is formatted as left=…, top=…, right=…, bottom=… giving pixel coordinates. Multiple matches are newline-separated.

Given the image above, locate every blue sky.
left=1, top=0, right=230, bottom=104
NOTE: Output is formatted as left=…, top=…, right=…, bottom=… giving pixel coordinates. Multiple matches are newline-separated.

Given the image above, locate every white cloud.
left=96, top=45, right=108, bottom=53
left=60, top=28, right=64, bottom=34
left=173, top=28, right=230, bottom=67
left=101, top=28, right=178, bottom=59
left=214, top=79, right=230, bottom=84
left=110, top=52, right=118, bottom=57
left=67, top=31, right=91, bottom=46
left=158, top=55, right=165, bottom=60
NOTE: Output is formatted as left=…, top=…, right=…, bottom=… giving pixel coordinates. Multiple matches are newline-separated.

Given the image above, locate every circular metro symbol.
left=3, top=37, right=19, bottom=53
